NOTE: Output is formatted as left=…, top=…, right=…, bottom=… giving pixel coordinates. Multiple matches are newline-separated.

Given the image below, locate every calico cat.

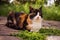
left=6, top=6, right=43, bottom=32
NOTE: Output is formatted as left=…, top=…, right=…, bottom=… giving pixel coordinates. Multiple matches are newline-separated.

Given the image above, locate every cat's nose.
left=36, top=17, right=39, bottom=20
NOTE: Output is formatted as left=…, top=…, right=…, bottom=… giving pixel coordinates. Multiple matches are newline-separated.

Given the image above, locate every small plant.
left=12, top=30, right=46, bottom=40
left=42, top=6, right=60, bottom=21
left=39, top=28, right=60, bottom=36
left=11, top=28, right=60, bottom=40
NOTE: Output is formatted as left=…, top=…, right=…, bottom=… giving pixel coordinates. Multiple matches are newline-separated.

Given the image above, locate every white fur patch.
left=30, top=12, right=42, bottom=32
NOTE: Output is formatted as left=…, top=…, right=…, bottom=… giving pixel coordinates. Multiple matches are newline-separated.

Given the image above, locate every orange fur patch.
left=18, top=13, right=27, bottom=28
left=26, top=13, right=34, bottom=30
left=27, top=13, right=34, bottom=24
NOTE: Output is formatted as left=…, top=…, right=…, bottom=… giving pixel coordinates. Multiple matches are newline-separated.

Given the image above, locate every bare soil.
left=0, top=17, right=22, bottom=40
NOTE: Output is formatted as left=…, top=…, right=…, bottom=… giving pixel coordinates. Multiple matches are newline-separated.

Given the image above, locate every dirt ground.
left=0, top=16, right=60, bottom=40
left=0, top=17, right=22, bottom=40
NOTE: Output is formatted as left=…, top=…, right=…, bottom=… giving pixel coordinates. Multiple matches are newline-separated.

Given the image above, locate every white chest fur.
left=30, top=12, right=42, bottom=32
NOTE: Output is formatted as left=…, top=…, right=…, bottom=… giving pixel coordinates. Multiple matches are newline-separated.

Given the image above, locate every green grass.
left=12, top=30, right=46, bottom=40
left=39, top=28, right=60, bottom=36
left=0, top=2, right=60, bottom=21
left=0, top=3, right=31, bottom=16
left=0, top=4, right=9, bottom=16
left=43, top=6, right=60, bottom=21
left=11, top=28, right=60, bottom=40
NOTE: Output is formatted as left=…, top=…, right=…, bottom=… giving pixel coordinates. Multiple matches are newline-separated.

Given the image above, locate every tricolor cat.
left=6, top=6, right=43, bottom=32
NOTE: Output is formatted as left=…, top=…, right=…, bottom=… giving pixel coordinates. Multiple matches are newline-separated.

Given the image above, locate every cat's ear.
left=29, top=6, right=34, bottom=10
left=39, top=6, right=43, bottom=18
left=39, top=6, right=42, bottom=11
left=29, top=6, right=35, bottom=13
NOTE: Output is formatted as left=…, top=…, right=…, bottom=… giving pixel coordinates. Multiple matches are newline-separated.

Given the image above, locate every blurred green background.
left=0, top=0, right=60, bottom=21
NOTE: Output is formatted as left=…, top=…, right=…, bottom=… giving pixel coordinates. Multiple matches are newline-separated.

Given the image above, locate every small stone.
left=46, top=36, right=60, bottom=40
